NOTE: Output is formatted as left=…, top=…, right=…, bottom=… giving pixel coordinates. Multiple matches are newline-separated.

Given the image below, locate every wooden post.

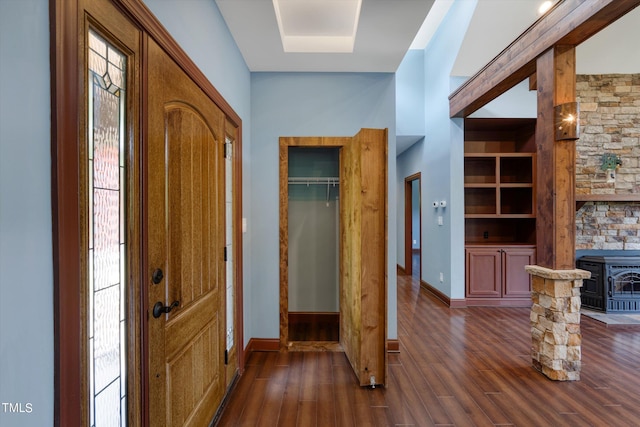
left=535, top=45, right=577, bottom=270
left=532, top=46, right=590, bottom=382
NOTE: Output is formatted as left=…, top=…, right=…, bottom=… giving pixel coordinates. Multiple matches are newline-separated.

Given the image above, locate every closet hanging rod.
left=288, top=177, right=339, bottom=186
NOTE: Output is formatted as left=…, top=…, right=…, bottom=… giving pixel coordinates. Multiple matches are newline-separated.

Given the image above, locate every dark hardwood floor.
left=216, top=272, right=640, bottom=426
left=288, top=314, right=340, bottom=341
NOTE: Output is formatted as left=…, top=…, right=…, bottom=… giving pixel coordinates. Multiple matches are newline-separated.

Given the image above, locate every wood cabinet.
left=464, top=118, right=537, bottom=306
left=466, top=246, right=501, bottom=298
left=466, top=245, right=536, bottom=305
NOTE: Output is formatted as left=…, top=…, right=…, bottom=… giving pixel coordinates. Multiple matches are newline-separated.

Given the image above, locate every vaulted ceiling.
left=215, top=0, right=639, bottom=75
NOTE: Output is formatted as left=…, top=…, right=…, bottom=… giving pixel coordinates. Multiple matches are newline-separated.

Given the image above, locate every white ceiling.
left=450, top=0, right=640, bottom=77
left=216, top=0, right=639, bottom=75
left=215, top=0, right=435, bottom=72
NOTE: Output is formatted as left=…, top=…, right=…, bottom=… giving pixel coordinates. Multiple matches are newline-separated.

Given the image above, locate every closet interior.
left=287, top=147, right=340, bottom=341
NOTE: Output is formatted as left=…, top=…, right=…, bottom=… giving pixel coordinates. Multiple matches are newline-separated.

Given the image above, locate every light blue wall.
left=395, top=0, right=477, bottom=299
left=396, top=49, right=425, bottom=163
left=0, top=1, right=53, bottom=425
left=251, top=72, right=397, bottom=340
left=396, top=49, right=425, bottom=138
left=143, top=0, right=253, bottom=346
left=422, top=0, right=478, bottom=300
left=143, top=0, right=250, bottom=119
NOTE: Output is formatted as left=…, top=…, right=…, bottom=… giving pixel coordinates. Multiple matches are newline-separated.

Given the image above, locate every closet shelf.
left=288, top=177, right=339, bottom=186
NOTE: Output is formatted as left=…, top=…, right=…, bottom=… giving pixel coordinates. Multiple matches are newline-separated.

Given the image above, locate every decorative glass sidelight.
left=225, top=137, right=234, bottom=352
left=88, top=29, right=127, bottom=427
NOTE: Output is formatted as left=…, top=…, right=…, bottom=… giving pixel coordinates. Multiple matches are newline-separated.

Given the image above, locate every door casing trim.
left=404, top=173, right=421, bottom=279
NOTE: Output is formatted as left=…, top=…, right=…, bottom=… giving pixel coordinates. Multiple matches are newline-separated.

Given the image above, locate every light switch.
left=437, top=216, right=443, bottom=226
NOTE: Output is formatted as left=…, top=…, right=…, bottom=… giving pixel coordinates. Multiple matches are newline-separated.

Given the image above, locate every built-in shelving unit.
left=464, top=118, right=537, bottom=244
left=464, top=118, right=537, bottom=306
left=464, top=153, right=534, bottom=217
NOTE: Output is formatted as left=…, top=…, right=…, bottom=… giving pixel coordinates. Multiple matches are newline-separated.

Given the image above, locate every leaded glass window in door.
left=88, top=29, right=127, bottom=427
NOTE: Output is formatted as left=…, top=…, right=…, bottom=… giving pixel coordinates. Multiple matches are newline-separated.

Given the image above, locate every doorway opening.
left=404, top=173, right=422, bottom=280
left=279, top=137, right=347, bottom=352
left=287, top=147, right=340, bottom=342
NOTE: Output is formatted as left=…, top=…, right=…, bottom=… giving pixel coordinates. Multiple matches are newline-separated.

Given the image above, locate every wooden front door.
left=147, top=38, right=226, bottom=426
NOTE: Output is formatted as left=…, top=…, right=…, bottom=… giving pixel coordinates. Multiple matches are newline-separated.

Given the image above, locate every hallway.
left=412, top=250, right=420, bottom=280
left=216, top=273, right=640, bottom=426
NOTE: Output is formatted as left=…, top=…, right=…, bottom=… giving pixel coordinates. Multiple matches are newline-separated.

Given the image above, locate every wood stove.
left=577, top=256, right=640, bottom=313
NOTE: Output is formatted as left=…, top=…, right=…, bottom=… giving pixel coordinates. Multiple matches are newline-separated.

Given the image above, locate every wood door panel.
left=356, top=128, right=387, bottom=387
left=340, top=128, right=387, bottom=387
left=167, top=106, right=218, bottom=307
left=167, top=316, right=221, bottom=426
left=148, top=37, right=225, bottom=427
left=502, top=247, right=536, bottom=298
left=466, top=248, right=501, bottom=297
left=165, top=292, right=218, bottom=360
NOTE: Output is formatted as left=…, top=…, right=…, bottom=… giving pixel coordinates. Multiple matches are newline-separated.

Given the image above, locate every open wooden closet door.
left=279, top=128, right=387, bottom=386
left=340, top=128, right=388, bottom=387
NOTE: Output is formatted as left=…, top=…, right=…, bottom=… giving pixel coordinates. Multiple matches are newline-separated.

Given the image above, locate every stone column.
left=525, top=265, right=591, bottom=381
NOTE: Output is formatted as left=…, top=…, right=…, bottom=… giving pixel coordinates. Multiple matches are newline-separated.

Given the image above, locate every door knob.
left=152, top=300, right=180, bottom=318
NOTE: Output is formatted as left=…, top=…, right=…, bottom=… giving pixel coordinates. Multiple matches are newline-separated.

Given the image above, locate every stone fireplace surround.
left=575, top=74, right=640, bottom=250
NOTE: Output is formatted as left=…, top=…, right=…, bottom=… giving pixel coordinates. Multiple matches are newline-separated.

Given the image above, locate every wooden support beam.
left=449, top=0, right=640, bottom=118
left=535, top=46, right=576, bottom=270
left=528, top=73, right=537, bottom=91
